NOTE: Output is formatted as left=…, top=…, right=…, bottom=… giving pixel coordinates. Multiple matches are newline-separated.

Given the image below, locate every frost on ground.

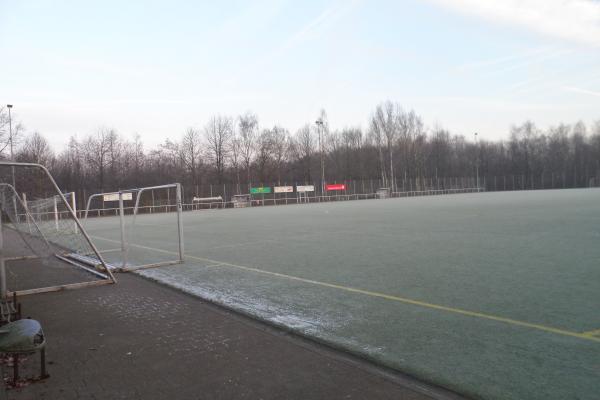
left=136, top=264, right=366, bottom=344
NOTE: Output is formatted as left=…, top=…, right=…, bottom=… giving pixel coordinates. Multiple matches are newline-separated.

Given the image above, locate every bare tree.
left=371, top=101, right=400, bottom=190
left=4, top=100, right=600, bottom=195
left=270, top=126, right=289, bottom=184
left=229, top=132, right=242, bottom=189
left=428, top=126, right=451, bottom=180
left=369, top=107, right=388, bottom=187
left=130, top=134, right=145, bottom=186
left=592, top=121, right=600, bottom=179
left=401, top=110, right=425, bottom=179
left=0, top=106, right=25, bottom=159
left=238, top=112, right=258, bottom=184
left=146, top=139, right=183, bottom=186
left=509, top=121, right=538, bottom=182
left=107, top=130, right=123, bottom=188
left=181, top=127, right=202, bottom=188
left=341, top=127, right=363, bottom=179
left=83, top=128, right=113, bottom=190
left=17, top=131, right=54, bottom=165
left=326, top=130, right=344, bottom=179
left=256, top=129, right=274, bottom=183
left=205, top=115, right=233, bottom=184
left=292, top=124, right=315, bottom=182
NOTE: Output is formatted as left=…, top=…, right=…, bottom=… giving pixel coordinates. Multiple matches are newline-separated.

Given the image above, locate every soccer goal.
left=83, top=183, right=184, bottom=272
left=0, top=162, right=116, bottom=298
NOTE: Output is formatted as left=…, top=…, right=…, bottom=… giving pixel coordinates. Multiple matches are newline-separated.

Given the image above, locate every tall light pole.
left=2, top=104, right=14, bottom=300
left=315, top=119, right=325, bottom=195
left=7, top=105, right=15, bottom=191
left=7, top=104, right=19, bottom=228
left=7, top=105, right=13, bottom=161
left=474, top=132, right=479, bottom=190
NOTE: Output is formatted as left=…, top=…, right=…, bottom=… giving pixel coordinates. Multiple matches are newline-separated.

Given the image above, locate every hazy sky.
left=1, top=0, right=599, bottom=149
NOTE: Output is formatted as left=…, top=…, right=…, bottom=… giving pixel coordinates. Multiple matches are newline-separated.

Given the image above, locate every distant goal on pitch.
left=83, top=183, right=184, bottom=272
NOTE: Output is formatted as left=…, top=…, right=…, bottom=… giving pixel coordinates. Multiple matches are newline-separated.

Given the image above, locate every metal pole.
left=7, top=106, right=18, bottom=228
left=7, top=105, right=13, bottom=161
left=176, top=183, right=184, bottom=262
left=316, top=119, right=325, bottom=194
left=84, top=193, right=102, bottom=220
left=127, top=183, right=184, bottom=270
left=0, top=213, right=6, bottom=299
left=319, top=125, right=325, bottom=193
left=7, top=105, right=15, bottom=194
left=119, top=192, right=126, bottom=268
left=22, top=192, right=32, bottom=233
left=54, top=196, right=59, bottom=231
left=71, top=192, right=78, bottom=234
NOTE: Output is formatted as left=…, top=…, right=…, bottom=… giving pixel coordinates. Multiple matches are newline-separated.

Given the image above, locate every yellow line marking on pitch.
left=582, top=328, right=600, bottom=337
left=90, top=235, right=600, bottom=344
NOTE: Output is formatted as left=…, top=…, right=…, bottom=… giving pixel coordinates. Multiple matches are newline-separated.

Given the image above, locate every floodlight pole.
left=7, top=105, right=16, bottom=219
left=0, top=214, right=5, bottom=299
left=7, top=105, right=13, bottom=160
left=316, top=119, right=325, bottom=195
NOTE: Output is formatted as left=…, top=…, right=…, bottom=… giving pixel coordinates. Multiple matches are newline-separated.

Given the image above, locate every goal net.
left=0, top=162, right=116, bottom=297
left=23, top=191, right=78, bottom=241
left=82, top=184, right=184, bottom=272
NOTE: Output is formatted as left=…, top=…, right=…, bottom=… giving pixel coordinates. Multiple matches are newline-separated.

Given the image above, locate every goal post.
left=83, top=183, right=185, bottom=272
left=0, top=161, right=116, bottom=298
left=126, top=183, right=184, bottom=270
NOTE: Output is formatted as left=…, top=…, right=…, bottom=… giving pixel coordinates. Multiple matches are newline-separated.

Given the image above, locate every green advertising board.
left=250, top=187, right=271, bottom=194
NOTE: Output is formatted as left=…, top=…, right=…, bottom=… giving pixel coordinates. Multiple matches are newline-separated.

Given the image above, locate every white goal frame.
left=83, top=183, right=185, bottom=272
left=0, top=162, right=116, bottom=298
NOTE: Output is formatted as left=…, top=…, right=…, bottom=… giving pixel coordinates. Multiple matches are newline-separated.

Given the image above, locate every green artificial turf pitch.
left=84, top=188, right=600, bottom=400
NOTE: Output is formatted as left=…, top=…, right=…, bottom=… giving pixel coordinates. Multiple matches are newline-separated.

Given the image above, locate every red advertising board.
left=326, top=183, right=346, bottom=191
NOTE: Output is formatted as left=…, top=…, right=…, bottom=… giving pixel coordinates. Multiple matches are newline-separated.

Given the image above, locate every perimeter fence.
left=64, top=172, right=600, bottom=216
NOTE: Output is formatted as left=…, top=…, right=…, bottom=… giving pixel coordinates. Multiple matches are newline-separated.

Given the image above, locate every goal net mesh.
left=0, top=163, right=114, bottom=295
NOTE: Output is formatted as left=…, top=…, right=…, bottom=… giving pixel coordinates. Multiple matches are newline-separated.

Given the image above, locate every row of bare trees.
left=2, top=102, right=599, bottom=196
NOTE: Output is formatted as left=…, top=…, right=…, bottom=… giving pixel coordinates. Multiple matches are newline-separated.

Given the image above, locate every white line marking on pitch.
left=89, top=234, right=600, bottom=344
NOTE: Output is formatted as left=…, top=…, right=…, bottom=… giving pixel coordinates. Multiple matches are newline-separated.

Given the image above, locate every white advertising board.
left=274, top=186, right=294, bottom=193
left=103, top=192, right=133, bottom=202
left=296, top=185, right=315, bottom=193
